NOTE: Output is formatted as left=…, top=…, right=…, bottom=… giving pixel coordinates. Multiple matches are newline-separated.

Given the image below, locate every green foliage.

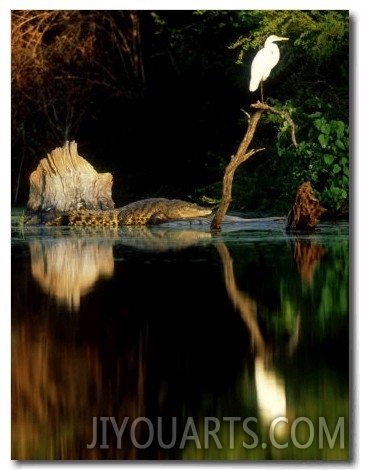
left=275, top=105, right=349, bottom=213
left=230, top=10, right=348, bottom=67
left=12, top=10, right=349, bottom=216
left=193, top=10, right=348, bottom=216
left=230, top=11, right=349, bottom=119
left=169, top=99, right=349, bottom=216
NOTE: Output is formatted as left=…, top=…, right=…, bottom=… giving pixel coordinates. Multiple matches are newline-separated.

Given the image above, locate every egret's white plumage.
left=249, top=35, right=289, bottom=99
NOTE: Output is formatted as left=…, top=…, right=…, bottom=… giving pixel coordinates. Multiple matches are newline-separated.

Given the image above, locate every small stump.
left=286, top=182, right=326, bottom=231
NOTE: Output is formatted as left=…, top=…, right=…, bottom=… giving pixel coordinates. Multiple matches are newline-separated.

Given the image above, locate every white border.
left=3, top=2, right=368, bottom=469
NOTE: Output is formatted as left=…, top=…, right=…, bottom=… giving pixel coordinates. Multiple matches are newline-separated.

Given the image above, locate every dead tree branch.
left=210, top=102, right=298, bottom=231
left=251, top=101, right=298, bottom=148
left=211, top=110, right=265, bottom=230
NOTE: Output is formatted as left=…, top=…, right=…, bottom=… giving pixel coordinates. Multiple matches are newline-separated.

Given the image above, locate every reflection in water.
left=216, top=242, right=292, bottom=434
left=254, top=356, right=286, bottom=430
left=216, top=243, right=264, bottom=354
left=292, top=239, right=327, bottom=283
left=12, top=221, right=349, bottom=460
left=117, top=226, right=212, bottom=251
left=28, top=227, right=212, bottom=310
left=12, top=318, right=148, bottom=459
left=30, top=239, right=114, bottom=310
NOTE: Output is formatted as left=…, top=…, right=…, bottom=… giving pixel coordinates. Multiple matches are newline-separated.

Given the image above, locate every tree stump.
left=285, top=182, right=326, bottom=231
left=27, top=141, right=114, bottom=212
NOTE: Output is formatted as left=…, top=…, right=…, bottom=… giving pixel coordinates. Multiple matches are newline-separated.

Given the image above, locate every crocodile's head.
left=164, top=200, right=213, bottom=220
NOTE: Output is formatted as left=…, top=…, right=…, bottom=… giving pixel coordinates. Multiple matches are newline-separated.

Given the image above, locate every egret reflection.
left=254, top=356, right=286, bottom=430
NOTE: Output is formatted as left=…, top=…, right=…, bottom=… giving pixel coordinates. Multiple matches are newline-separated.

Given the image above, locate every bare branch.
left=211, top=109, right=265, bottom=230
left=240, top=108, right=251, bottom=122
left=211, top=101, right=298, bottom=230
left=251, top=101, right=298, bottom=148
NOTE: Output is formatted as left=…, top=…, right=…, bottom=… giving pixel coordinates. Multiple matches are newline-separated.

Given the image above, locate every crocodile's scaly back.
left=118, top=198, right=212, bottom=225
left=45, top=198, right=213, bottom=226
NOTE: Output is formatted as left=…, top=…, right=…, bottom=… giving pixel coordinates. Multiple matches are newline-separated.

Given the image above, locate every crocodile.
left=44, top=198, right=213, bottom=227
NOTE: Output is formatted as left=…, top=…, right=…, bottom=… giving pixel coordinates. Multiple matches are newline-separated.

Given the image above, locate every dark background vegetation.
left=11, top=10, right=349, bottom=215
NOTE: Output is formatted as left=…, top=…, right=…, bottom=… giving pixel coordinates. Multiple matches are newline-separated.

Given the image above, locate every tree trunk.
left=210, top=111, right=265, bottom=230
left=27, top=141, right=114, bottom=213
left=210, top=102, right=298, bottom=231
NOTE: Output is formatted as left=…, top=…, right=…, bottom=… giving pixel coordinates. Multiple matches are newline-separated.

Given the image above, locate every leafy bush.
left=275, top=106, right=349, bottom=214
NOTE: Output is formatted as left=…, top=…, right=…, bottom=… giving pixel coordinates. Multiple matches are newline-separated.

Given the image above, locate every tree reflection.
left=216, top=242, right=294, bottom=433
left=12, top=225, right=348, bottom=460
left=12, top=317, right=148, bottom=459
left=29, top=238, right=115, bottom=310
left=28, top=228, right=212, bottom=311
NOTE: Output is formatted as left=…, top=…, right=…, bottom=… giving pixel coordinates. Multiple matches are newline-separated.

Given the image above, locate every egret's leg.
left=260, top=82, right=264, bottom=103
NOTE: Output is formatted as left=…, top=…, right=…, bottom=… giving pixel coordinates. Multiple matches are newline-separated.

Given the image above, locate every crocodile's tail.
left=46, top=209, right=121, bottom=227
left=45, top=214, right=70, bottom=226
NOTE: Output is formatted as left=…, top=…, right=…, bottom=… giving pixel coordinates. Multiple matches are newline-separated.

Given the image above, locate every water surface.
left=11, top=218, right=349, bottom=460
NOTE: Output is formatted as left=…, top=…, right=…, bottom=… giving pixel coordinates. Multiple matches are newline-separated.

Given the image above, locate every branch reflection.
left=216, top=242, right=298, bottom=434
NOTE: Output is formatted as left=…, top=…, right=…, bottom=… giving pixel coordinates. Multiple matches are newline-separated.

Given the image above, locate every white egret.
left=249, top=35, right=289, bottom=102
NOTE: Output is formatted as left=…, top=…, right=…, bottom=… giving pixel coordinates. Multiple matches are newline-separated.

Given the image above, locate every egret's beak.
left=277, top=37, right=289, bottom=41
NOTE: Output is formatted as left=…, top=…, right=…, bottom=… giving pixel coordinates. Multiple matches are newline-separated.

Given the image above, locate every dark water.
left=11, top=218, right=349, bottom=460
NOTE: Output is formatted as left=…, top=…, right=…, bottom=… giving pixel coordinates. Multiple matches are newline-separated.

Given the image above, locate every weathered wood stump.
left=24, top=143, right=213, bottom=226
left=27, top=141, right=114, bottom=213
left=285, top=182, right=326, bottom=231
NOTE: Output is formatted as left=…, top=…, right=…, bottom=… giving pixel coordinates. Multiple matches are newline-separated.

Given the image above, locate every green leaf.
left=333, top=164, right=341, bottom=174
left=324, top=154, right=334, bottom=165
left=315, top=119, right=331, bottom=135
left=319, top=134, right=330, bottom=148
left=334, top=120, right=345, bottom=138
left=308, top=112, right=322, bottom=119
left=335, top=139, right=345, bottom=150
